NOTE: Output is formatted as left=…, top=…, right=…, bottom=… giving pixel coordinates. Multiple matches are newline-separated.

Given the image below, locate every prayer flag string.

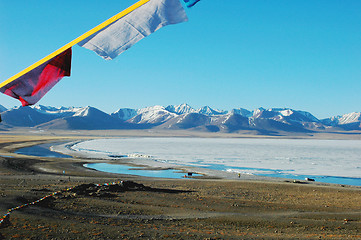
left=0, top=180, right=123, bottom=227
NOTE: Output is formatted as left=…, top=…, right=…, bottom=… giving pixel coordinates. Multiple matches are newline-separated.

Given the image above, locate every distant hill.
left=37, top=106, right=126, bottom=130
left=1, top=104, right=360, bottom=134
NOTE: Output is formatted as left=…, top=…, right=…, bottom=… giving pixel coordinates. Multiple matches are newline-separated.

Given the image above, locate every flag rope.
left=0, top=180, right=124, bottom=227
left=0, top=0, right=150, bottom=89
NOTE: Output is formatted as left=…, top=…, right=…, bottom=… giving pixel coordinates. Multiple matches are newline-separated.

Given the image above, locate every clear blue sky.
left=1, top=0, right=360, bottom=119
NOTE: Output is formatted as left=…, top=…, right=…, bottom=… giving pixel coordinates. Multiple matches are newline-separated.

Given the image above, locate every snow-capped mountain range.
left=1, top=103, right=361, bottom=134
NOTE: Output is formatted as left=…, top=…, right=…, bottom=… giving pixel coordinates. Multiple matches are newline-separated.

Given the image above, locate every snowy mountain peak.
left=253, top=107, right=266, bottom=117
left=72, top=106, right=112, bottom=120
left=197, top=106, right=227, bottom=116
left=339, top=112, right=361, bottom=124
left=73, top=106, right=93, bottom=117
left=166, top=103, right=196, bottom=115
left=270, top=108, right=294, bottom=116
left=32, top=105, right=82, bottom=116
left=128, top=106, right=176, bottom=124
left=33, top=105, right=62, bottom=112
left=231, top=108, right=252, bottom=117
left=325, top=112, right=361, bottom=125
left=137, top=105, right=166, bottom=114
left=251, top=108, right=319, bottom=123
left=268, top=108, right=317, bottom=121
left=111, top=108, right=138, bottom=121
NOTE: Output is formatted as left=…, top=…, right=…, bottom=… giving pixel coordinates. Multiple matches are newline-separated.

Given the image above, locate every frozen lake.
left=71, top=137, right=361, bottom=185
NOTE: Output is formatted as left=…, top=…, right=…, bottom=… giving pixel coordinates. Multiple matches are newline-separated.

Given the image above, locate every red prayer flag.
left=0, top=48, right=72, bottom=106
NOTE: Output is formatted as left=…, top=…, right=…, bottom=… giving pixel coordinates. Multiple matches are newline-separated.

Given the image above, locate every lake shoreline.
left=51, top=140, right=274, bottom=181
left=52, top=137, right=361, bottom=186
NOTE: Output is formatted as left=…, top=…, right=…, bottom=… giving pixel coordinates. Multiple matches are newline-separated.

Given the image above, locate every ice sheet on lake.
left=71, top=138, right=361, bottom=179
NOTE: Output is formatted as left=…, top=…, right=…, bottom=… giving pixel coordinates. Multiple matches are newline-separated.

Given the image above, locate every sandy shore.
left=0, top=134, right=360, bottom=239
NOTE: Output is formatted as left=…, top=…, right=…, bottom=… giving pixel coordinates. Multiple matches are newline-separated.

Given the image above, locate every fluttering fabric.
left=78, top=0, right=188, bottom=60
left=0, top=0, right=188, bottom=107
left=0, top=48, right=72, bottom=106
left=183, top=0, right=201, bottom=7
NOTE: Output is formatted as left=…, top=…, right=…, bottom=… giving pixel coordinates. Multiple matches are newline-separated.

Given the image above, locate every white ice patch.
left=68, top=138, right=361, bottom=179
left=226, top=168, right=273, bottom=175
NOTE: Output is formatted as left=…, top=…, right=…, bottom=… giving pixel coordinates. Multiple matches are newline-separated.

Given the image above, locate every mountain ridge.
left=1, top=104, right=360, bottom=134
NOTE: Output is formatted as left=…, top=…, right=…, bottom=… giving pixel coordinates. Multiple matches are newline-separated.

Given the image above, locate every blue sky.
left=1, top=0, right=360, bottom=119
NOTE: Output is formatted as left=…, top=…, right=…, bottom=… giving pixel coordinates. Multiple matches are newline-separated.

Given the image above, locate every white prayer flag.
left=78, top=0, right=188, bottom=60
